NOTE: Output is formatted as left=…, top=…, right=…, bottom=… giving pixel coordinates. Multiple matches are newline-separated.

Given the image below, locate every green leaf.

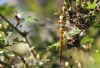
left=0, top=32, right=6, bottom=47
left=81, top=0, right=97, bottom=10
left=86, top=1, right=96, bottom=9
left=0, top=5, right=14, bottom=16
left=76, top=0, right=79, bottom=2
left=92, top=51, right=100, bottom=68
left=47, top=41, right=59, bottom=50
left=68, top=27, right=81, bottom=36
left=81, top=35, right=94, bottom=44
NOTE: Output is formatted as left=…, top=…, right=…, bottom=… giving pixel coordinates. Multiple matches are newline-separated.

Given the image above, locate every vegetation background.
left=0, top=0, right=100, bottom=68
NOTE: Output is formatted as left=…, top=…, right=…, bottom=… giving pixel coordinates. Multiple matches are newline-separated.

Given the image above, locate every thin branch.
left=0, top=14, right=27, bottom=37
left=3, top=47, right=29, bottom=67
left=0, top=14, right=38, bottom=64
left=25, top=37, right=38, bottom=64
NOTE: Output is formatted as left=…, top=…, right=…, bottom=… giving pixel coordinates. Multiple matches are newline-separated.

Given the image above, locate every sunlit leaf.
left=82, top=0, right=97, bottom=10
left=81, top=35, right=94, bottom=44
left=47, top=41, right=59, bottom=50
left=0, top=5, right=14, bottom=15
left=81, top=36, right=94, bottom=44
left=68, top=27, right=81, bottom=36
left=92, top=51, right=100, bottom=68
left=86, top=1, right=96, bottom=9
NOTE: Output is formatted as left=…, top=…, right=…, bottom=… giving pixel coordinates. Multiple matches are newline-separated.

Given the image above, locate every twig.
left=3, top=47, right=29, bottom=67
left=0, top=14, right=37, bottom=65
left=0, top=14, right=26, bottom=37
left=25, top=37, right=38, bottom=64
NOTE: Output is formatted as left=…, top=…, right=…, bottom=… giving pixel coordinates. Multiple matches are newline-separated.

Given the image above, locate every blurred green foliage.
left=0, top=0, right=100, bottom=68
left=81, top=35, right=94, bottom=44
left=0, top=31, right=6, bottom=47
left=82, top=0, right=97, bottom=9
left=0, top=4, right=14, bottom=16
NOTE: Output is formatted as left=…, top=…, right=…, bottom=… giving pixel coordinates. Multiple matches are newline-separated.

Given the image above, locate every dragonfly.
left=0, top=0, right=83, bottom=63
left=12, top=0, right=72, bottom=62
left=13, top=10, right=67, bottom=62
